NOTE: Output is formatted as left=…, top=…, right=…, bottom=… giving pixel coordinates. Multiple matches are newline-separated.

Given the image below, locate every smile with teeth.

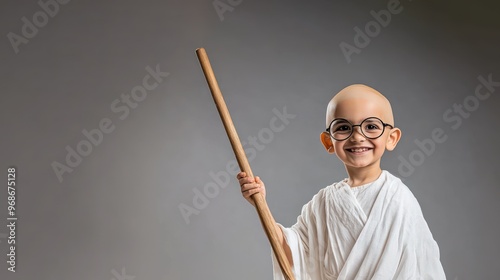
left=347, top=147, right=372, bottom=153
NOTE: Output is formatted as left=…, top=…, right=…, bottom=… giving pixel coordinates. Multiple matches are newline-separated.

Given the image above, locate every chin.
left=346, top=161, right=379, bottom=169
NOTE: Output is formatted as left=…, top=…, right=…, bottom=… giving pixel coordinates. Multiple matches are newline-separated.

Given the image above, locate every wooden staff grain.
left=196, top=48, right=295, bottom=280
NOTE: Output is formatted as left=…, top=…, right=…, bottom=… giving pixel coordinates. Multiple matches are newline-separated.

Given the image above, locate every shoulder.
left=298, top=178, right=347, bottom=215
left=381, top=171, right=422, bottom=209
left=379, top=172, right=429, bottom=226
left=311, top=177, right=348, bottom=200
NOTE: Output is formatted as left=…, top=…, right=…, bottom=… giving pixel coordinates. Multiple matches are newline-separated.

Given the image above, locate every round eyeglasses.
left=326, top=117, right=393, bottom=141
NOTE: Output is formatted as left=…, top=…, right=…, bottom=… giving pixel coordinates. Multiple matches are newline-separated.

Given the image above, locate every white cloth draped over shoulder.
left=272, top=171, right=446, bottom=280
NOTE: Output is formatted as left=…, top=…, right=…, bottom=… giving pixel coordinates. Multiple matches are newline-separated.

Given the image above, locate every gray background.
left=1, top=0, right=499, bottom=279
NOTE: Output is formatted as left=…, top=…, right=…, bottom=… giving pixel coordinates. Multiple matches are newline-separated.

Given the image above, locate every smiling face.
left=320, top=84, right=401, bottom=177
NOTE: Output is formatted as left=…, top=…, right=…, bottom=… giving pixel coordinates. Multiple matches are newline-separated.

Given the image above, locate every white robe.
left=272, top=170, right=446, bottom=280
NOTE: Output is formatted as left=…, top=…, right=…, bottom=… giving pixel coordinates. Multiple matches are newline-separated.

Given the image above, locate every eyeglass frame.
left=325, top=117, right=394, bottom=141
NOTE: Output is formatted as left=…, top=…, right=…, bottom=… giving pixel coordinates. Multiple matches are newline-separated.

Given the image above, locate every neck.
left=345, top=164, right=382, bottom=187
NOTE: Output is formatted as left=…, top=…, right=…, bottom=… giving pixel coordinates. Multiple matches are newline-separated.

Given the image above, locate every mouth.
left=345, top=147, right=372, bottom=153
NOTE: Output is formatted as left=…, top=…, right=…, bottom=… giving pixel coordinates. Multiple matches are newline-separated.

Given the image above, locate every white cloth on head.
left=272, top=170, right=446, bottom=280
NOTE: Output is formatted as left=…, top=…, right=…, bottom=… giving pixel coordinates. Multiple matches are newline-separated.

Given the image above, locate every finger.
left=239, top=177, right=255, bottom=185
left=243, top=189, right=256, bottom=199
left=241, top=182, right=259, bottom=192
left=236, top=172, right=246, bottom=179
left=238, top=179, right=249, bottom=187
left=241, top=183, right=255, bottom=193
left=243, top=186, right=263, bottom=195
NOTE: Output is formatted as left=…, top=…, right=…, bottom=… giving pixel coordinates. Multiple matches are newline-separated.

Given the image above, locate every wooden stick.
left=196, top=48, right=295, bottom=280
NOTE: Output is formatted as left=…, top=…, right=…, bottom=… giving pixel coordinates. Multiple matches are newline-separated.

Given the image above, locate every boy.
left=237, top=84, right=446, bottom=279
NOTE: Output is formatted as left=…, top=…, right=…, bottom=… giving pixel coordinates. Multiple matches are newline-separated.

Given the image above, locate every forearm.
left=256, top=207, right=294, bottom=268
left=275, top=222, right=294, bottom=268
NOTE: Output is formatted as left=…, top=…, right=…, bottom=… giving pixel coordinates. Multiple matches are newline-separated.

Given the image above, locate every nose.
left=349, top=126, right=365, bottom=142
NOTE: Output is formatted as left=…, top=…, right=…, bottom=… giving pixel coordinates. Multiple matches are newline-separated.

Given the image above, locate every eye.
left=333, top=124, right=351, bottom=132
left=365, top=123, right=380, bottom=130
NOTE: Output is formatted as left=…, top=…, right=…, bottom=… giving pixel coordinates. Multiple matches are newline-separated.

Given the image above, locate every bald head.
left=326, top=84, right=394, bottom=127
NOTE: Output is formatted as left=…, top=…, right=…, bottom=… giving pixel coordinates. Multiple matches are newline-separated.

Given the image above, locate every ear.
left=385, top=128, right=402, bottom=151
left=320, top=131, right=335, bottom=154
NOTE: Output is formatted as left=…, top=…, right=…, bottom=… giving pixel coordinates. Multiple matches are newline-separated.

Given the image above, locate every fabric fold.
left=271, top=171, right=446, bottom=280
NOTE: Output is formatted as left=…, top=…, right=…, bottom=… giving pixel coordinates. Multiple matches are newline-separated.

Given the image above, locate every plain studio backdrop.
left=1, top=0, right=499, bottom=279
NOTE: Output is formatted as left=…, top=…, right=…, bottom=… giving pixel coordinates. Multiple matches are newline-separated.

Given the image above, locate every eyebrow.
left=333, top=117, right=383, bottom=123
left=332, top=119, right=350, bottom=123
